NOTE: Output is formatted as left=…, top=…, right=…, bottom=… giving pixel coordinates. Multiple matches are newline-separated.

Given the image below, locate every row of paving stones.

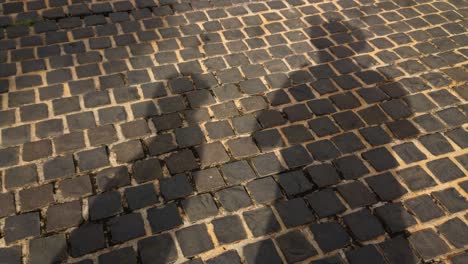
left=0, top=0, right=466, bottom=76
left=0, top=0, right=467, bottom=263
left=0, top=120, right=467, bottom=188
left=0, top=0, right=255, bottom=18
left=0, top=170, right=467, bottom=262
left=0, top=0, right=466, bottom=154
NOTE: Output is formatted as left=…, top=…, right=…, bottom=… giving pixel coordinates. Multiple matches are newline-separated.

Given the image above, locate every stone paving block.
left=54, top=132, right=86, bottom=154
left=331, top=132, right=365, bottom=154
left=52, top=96, right=80, bottom=115
left=220, top=160, right=256, bottom=185
left=405, top=194, right=445, bottom=222
left=206, top=250, right=241, bottom=264
left=392, top=142, right=427, bottom=164
left=176, top=224, right=214, bottom=257
left=379, top=236, right=420, bottom=264
left=98, top=247, right=137, bottom=264
left=84, top=90, right=111, bottom=108
left=253, top=129, right=285, bottom=152
left=8, top=90, right=35, bottom=108
left=0, top=192, right=15, bottom=218
left=69, top=223, right=106, bottom=257
left=365, top=172, right=407, bottom=201
left=34, top=119, right=63, bottom=139
left=306, top=140, right=341, bottom=161
left=310, top=222, right=351, bottom=253
left=124, top=183, right=158, bottom=210
left=20, top=103, right=48, bottom=122
left=121, top=120, right=151, bottom=139
left=159, top=174, right=194, bottom=201
left=246, top=176, right=283, bottom=204
left=280, top=145, right=313, bottom=168
left=109, top=213, right=146, bottom=244
left=4, top=164, right=38, bottom=189
left=275, top=198, right=315, bottom=227
left=112, top=140, right=145, bottom=163
left=409, top=229, right=450, bottom=261
left=98, top=106, right=128, bottom=125
left=333, top=155, right=370, bottom=180
left=344, top=209, right=385, bottom=242
left=195, top=142, right=230, bottom=168
left=132, top=157, right=163, bottom=183
left=419, top=133, right=454, bottom=155
left=346, top=245, right=386, bottom=264
left=446, top=128, right=468, bottom=148
left=138, top=233, right=178, bottom=264
left=193, top=168, right=226, bottom=192
left=276, top=230, right=318, bottom=263
left=306, top=189, right=346, bottom=218
left=451, top=252, right=468, bottom=264
left=76, top=147, right=109, bottom=172
left=243, top=239, right=282, bottom=264
left=4, top=212, right=40, bottom=244
left=57, top=175, right=93, bottom=200
left=29, top=234, right=68, bottom=264
left=243, top=207, right=280, bottom=237
left=205, top=120, right=235, bottom=140
left=333, top=111, right=365, bottom=131
left=437, top=107, right=467, bottom=127
left=0, top=110, right=15, bottom=128
left=182, top=193, right=218, bottom=222
left=22, top=140, right=53, bottom=161
left=165, top=148, right=199, bottom=173
left=152, top=113, right=183, bottom=131
left=232, top=114, right=261, bottom=134
left=145, top=134, right=177, bottom=156
left=46, top=200, right=82, bottom=232
left=147, top=202, right=183, bottom=233
left=212, top=215, right=247, bottom=244
left=397, top=165, right=437, bottom=191
left=227, top=137, right=260, bottom=158
left=215, top=185, right=252, bottom=212
left=387, top=119, right=420, bottom=139
left=308, top=117, right=340, bottom=137
left=251, top=152, right=285, bottom=176
left=19, top=184, right=54, bottom=212
left=337, top=181, right=378, bottom=208
left=67, top=112, right=96, bottom=131
left=87, top=125, right=117, bottom=146
left=432, top=188, right=468, bottom=213
left=375, top=203, right=417, bottom=233
left=359, top=126, right=392, bottom=146
left=426, top=158, right=465, bottom=183
left=96, top=166, right=131, bottom=191
left=0, top=246, right=21, bottom=264
left=1, top=124, right=31, bottom=147
left=43, top=155, right=75, bottom=180
left=275, top=170, right=314, bottom=197
left=437, top=216, right=466, bottom=249
left=306, top=163, right=341, bottom=187
left=88, top=191, right=123, bottom=220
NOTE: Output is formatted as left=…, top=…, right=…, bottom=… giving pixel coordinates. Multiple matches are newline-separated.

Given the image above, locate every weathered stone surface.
left=0, top=1, right=466, bottom=262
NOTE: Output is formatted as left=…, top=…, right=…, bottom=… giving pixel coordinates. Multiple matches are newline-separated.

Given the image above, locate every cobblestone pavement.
left=0, top=0, right=467, bottom=263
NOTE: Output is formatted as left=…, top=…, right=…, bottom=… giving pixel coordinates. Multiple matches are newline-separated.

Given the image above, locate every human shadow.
left=238, top=16, right=423, bottom=264
left=144, top=14, right=424, bottom=264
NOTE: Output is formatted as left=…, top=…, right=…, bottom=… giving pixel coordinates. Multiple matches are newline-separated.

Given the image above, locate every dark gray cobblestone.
left=0, top=0, right=467, bottom=263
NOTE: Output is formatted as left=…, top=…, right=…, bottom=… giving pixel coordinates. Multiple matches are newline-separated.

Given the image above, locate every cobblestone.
left=0, top=0, right=466, bottom=262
